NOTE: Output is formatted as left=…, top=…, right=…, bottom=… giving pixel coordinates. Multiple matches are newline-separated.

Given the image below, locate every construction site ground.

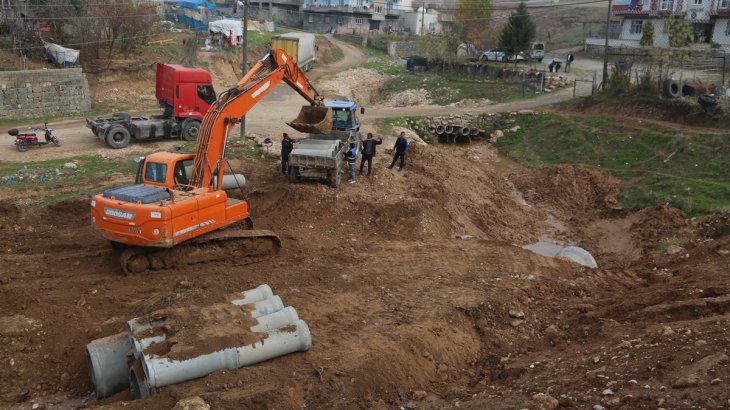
left=1, top=38, right=729, bottom=410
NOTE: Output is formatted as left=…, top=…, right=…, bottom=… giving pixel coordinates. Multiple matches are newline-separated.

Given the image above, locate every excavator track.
left=118, top=228, right=281, bottom=275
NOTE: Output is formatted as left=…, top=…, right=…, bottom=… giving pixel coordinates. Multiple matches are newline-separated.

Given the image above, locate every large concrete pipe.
left=86, top=332, right=132, bottom=399
left=455, top=134, right=471, bottom=144
left=250, top=306, right=299, bottom=333
left=436, top=125, right=446, bottom=135
left=469, top=128, right=480, bottom=136
left=445, top=125, right=454, bottom=134
left=460, top=127, right=470, bottom=136
left=231, top=284, right=274, bottom=305
left=135, top=320, right=312, bottom=398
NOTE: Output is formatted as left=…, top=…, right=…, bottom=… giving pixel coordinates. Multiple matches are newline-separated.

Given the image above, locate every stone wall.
left=387, top=41, right=418, bottom=58
left=0, top=68, right=91, bottom=119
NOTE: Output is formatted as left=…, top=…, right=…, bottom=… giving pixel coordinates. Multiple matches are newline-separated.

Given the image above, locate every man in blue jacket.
left=345, top=142, right=358, bottom=183
left=387, top=131, right=408, bottom=171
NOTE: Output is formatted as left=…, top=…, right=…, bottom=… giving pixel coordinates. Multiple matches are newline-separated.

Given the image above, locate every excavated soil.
left=0, top=141, right=728, bottom=410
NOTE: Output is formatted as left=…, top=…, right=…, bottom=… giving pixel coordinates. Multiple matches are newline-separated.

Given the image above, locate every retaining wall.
left=0, top=68, right=91, bottom=119
left=388, top=41, right=418, bottom=58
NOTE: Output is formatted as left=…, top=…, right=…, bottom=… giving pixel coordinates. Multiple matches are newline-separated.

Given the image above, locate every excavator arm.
left=188, top=48, right=328, bottom=188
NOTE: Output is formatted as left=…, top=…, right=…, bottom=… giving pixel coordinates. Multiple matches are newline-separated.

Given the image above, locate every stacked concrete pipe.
left=85, top=284, right=309, bottom=400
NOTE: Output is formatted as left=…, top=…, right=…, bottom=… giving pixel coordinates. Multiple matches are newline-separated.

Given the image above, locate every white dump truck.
left=271, top=32, right=316, bottom=72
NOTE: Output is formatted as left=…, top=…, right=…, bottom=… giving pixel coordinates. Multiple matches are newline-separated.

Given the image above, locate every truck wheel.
left=105, top=125, right=131, bottom=149
left=329, top=167, right=341, bottom=188
left=181, top=119, right=201, bottom=141
left=288, top=166, right=301, bottom=183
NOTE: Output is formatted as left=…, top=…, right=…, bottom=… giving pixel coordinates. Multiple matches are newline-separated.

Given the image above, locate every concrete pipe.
left=86, top=332, right=132, bottom=399
left=460, top=127, right=470, bottom=136
left=455, top=134, right=471, bottom=144
left=250, top=306, right=299, bottom=333
left=248, top=295, right=285, bottom=318
left=445, top=125, right=454, bottom=134
left=129, top=360, right=151, bottom=400
left=138, top=320, right=312, bottom=397
left=469, top=128, right=480, bottom=136
left=438, top=134, right=448, bottom=144
left=231, top=284, right=274, bottom=305
left=436, top=125, right=446, bottom=135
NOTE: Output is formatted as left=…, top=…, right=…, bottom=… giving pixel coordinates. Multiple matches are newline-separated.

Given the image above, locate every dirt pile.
left=317, top=67, right=390, bottom=104
left=384, top=89, right=430, bottom=107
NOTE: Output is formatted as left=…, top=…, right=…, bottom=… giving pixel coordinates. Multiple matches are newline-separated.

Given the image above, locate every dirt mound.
left=510, top=165, right=621, bottom=220
left=384, top=89, right=430, bottom=107
left=317, top=67, right=390, bottom=104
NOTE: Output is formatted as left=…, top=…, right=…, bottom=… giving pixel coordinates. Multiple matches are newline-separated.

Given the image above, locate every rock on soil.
left=384, top=89, right=430, bottom=107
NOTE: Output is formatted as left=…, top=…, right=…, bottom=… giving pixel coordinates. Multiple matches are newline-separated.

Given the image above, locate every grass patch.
left=0, top=155, right=138, bottom=196
left=378, top=73, right=524, bottom=105
left=496, top=113, right=730, bottom=216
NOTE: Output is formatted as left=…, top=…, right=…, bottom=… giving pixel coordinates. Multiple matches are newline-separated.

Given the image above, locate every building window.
left=308, top=15, right=314, bottom=23
left=355, top=17, right=364, bottom=25
left=428, top=22, right=435, bottom=32
left=325, top=16, right=331, bottom=23
left=375, top=6, right=382, bottom=12
left=721, top=0, right=730, bottom=8
left=630, top=20, right=643, bottom=34
left=660, top=0, right=673, bottom=10
left=337, top=16, right=344, bottom=24
left=692, top=0, right=702, bottom=4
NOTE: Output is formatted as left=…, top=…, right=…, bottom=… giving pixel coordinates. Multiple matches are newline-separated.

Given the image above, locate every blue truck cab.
left=325, top=100, right=362, bottom=133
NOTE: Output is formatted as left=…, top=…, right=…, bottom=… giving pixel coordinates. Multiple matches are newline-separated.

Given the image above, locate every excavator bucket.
left=287, top=106, right=332, bottom=134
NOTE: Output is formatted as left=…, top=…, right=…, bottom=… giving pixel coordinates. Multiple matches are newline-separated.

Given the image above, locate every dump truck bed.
left=288, top=139, right=343, bottom=169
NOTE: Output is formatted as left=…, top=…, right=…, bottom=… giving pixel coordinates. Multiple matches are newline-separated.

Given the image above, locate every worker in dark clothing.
left=345, top=142, right=358, bottom=183
left=359, top=132, right=383, bottom=177
left=387, top=131, right=409, bottom=171
left=280, top=133, right=295, bottom=176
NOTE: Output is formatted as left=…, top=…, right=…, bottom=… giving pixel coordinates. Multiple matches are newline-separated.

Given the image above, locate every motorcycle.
left=9, top=122, right=62, bottom=152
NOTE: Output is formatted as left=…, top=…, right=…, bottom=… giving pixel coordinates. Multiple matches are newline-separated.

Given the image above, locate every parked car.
left=480, top=49, right=526, bottom=62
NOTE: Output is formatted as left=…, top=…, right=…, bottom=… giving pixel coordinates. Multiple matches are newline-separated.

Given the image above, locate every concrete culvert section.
left=556, top=246, right=598, bottom=268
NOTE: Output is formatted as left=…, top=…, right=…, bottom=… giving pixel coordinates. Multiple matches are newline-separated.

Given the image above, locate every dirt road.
left=1, top=38, right=593, bottom=163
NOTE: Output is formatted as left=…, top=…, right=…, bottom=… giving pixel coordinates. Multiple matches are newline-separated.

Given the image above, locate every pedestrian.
left=345, top=142, right=358, bottom=183
left=565, top=52, right=574, bottom=73
left=280, top=133, right=295, bottom=176
left=387, top=131, right=409, bottom=171
left=359, top=132, right=382, bottom=177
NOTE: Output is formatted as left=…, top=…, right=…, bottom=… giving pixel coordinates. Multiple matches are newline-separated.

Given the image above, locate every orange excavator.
left=90, top=48, right=332, bottom=274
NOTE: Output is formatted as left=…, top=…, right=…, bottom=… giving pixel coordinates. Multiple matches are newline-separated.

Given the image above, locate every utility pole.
left=601, top=0, right=613, bottom=90
left=420, top=3, right=425, bottom=36
left=240, top=0, right=249, bottom=139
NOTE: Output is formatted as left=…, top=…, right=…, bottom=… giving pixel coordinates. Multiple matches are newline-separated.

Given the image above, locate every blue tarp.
left=167, top=0, right=216, bottom=12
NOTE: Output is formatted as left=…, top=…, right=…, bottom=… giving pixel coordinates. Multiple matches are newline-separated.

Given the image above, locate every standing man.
left=359, top=132, right=382, bottom=177
left=280, top=133, right=295, bottom=176
left=387, top=131, right=409, bottom=171
left=565, top=52, right=574, bottom=73
left=345, top=142, right=358, bottom=183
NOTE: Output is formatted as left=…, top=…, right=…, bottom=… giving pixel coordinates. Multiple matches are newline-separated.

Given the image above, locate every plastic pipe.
left=86, top=332, right=132, bottom=399
left=250, top=306, right=299, bottom=333
left=436, top=125, right=446, bottom=135
left=139, top=320, right=311, bottom=394
left=131, top=334, right=166, bottom=360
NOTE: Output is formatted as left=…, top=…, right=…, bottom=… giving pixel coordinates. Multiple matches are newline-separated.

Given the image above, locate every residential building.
left=588, top=0, right=730, bottom=49
left=301, top=0, right=411, bottom=34
left=402, top=6, right=443, bottom=35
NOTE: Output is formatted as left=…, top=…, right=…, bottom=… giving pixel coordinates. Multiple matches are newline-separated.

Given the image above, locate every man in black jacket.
left=280, top=133, right=295, bottom=175
left=359, top=132, right=382, bottom=177
left=387, top=131, right=409, bottom=171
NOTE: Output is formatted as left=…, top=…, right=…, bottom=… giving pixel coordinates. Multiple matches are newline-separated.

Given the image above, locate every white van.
left=531, top=42, right=545, bottom=62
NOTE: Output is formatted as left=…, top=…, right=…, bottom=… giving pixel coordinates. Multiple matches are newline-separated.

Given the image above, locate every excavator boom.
left=189, top=48, right=330, bottom=188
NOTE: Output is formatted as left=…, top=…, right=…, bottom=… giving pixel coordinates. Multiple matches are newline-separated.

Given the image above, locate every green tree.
left=498, top=1, right=536, bottom=57
left=640, top=20, right=655, bottom=47
left=667, top=16, right=692, bottom=47
left=456, top=0, right=493, bottom=49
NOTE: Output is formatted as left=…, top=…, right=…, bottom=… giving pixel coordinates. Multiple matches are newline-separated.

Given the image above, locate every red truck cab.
left=156, top=63, right=216, bottom=119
